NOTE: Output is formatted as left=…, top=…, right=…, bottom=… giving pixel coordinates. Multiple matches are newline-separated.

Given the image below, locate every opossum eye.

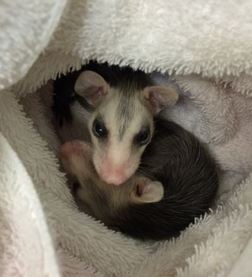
left=92, top=118, right=108, bottom=138
left=134, top=127, right=151, bottom=146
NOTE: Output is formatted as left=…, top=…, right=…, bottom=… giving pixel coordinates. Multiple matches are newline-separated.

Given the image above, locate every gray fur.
left=116, top=87, right=136, bottom=139
left=69, top=118, right=219, bottom=240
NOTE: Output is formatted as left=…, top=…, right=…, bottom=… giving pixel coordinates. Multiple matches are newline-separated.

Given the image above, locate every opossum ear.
left=74, top=70, right=109, bottom=106
left=131, top=178, right=164, bottom=203
left=143, top=85, right=179, bottom=114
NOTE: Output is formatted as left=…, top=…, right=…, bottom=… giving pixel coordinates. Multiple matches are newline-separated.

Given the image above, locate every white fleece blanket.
left=1, top=1, right=252, bottom=276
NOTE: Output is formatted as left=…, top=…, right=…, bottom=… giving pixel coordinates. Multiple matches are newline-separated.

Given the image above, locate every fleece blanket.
left=1, top=1, right=252, bottom=276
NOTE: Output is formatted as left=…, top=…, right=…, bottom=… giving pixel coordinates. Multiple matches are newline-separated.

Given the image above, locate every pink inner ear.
left=136, top=182, right=150, bottom=197
left=136, top=184, right=143, bottom=197
left=144, top=90, right=161, bottom=114
left=87, top=86, right=105, bottom=105
left=149, top=91, right=157, bottom=104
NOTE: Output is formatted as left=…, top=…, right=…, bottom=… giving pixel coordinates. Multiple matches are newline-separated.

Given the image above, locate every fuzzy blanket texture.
left=1, top=1, right=252, bottom=276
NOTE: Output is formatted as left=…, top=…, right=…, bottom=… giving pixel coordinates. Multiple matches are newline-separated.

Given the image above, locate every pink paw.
left=59, top=140, right=92, bottom=160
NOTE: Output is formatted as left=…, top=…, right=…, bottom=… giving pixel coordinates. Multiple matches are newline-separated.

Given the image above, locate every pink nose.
left=98, top=165, right=128, bottom=186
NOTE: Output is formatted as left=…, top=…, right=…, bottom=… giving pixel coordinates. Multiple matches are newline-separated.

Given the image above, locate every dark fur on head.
left=52, top=61, right=152, bottom=126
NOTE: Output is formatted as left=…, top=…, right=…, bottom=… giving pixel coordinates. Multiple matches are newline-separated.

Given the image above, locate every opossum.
left=60, top=118, right=219, bottom=240
left=53, top=62, right=178, bottom=186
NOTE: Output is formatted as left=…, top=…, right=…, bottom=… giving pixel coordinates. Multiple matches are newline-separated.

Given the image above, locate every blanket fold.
left=1, top=1, right=252, bottom=276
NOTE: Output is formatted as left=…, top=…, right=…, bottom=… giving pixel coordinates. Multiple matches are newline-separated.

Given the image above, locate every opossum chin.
left=92, top=152, right=139, bottom=186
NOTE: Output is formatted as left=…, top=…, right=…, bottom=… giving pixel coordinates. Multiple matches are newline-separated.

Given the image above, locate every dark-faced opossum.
left=53, top=62, right=178, bottom=186
left=60, top=118, right=219, bottom=240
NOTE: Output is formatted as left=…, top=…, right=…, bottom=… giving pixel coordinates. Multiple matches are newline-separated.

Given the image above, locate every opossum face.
left=89, top=90, right=154, bottom=187
left=59, top=140, right=164, bottom=216
left=74, top=70, right=178, bottom=185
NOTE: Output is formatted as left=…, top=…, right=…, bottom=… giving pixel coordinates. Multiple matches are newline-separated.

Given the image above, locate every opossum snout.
left=97, top=163, right=135, bottom=186
left=94, top=158, right=138, bottom=186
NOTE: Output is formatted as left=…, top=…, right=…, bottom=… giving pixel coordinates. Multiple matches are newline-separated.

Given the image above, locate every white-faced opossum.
left=60, top=118, right=219, bottom=240
left=53, top=62, right=178, bottom=186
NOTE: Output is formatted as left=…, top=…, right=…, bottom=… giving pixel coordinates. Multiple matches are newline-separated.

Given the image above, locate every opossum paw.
left=59, top=140, right=92, bottom=159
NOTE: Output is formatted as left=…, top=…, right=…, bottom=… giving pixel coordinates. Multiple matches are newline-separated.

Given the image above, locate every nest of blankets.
left=0, top=1, right=252, bottom=276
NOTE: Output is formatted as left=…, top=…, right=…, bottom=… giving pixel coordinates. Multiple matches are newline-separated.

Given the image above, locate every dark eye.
left=134, top=127, right=151, bottom=146
left=92, top=118, right=108, bottom=138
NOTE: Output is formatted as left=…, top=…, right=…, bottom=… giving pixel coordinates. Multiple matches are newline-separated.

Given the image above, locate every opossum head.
left=74, top=70, right=178, bottom=186
left=59, top=140, right=164, bottom=222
